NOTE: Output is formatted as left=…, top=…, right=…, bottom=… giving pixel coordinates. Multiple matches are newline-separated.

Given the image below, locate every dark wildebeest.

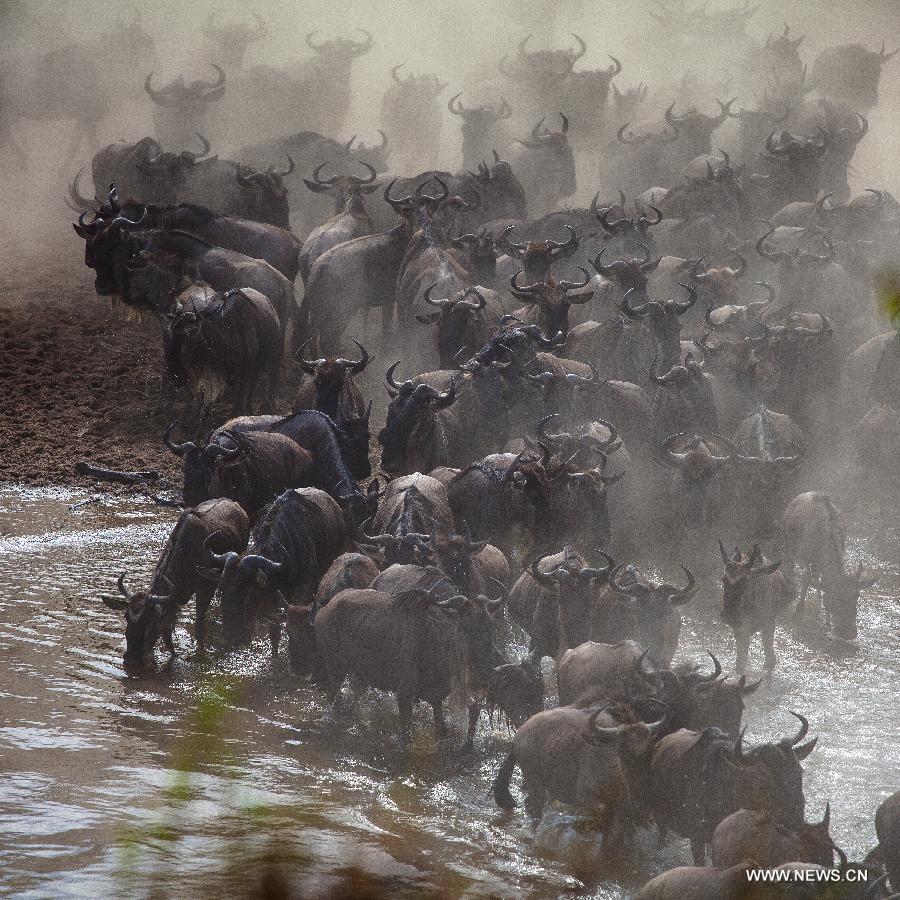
left=711, top=806, right=838, bottom=869
left=720, top=541, right=789, bottom=674
left=491, top=705, right=667, bottom=858
left=209, top=487, right=347, bottom=655
left=380, top=65, right=447, bottom=171
left=426, top=524, right=511, bottom=601
left=163, top=284, right=282, bottom=424
left=415, top=285, right=506, bottom=370
left=144, top=65, right=226, bottom=150
left=507, top=268, right=594, bottom=336
left=312, top=585, right=504, bottom=740
left=175, top=427, right=313, bottom=517
left=510, top=114, right=577, bottom=215
left=100, top=499, right=249, bottom=665
left=165, top=409, right=367, bottom=514
left=446, top=92, right=513, bottom=172
left=293, top=338, right=372, bottom=472
left=782, top=492, right=876, bottom=641
left=651, top=712, right=818, bottom=863
left=660, top=99, right=735, bottom=178
left=620, top=283, right=698, bottom=374
left=72, top=191, right=302, bottom=284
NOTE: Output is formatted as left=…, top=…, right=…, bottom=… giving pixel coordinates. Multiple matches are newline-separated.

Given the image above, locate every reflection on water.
left=0, top=485, right=898, bottom=898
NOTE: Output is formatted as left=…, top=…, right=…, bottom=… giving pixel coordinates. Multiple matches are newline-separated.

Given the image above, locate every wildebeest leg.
left=162, top=628, right=176, bottom=660
left=431, top=701, right=447, bottom=740
left=523, top=777, right=545, bottom=826
left=195, top=587, right=214, bottom=652
left=398, top=693, right=413, bottom=741
left=462, top=702, right=480, bottom=752
left=762, top=625, right=777, bottom=671
left=735, top=629, right=750, bottom=675
left=269, top=622, right=282, bottom=657
left=690, top=837, right=707, bottom=865
left=266, top=363, right=280, bottom=414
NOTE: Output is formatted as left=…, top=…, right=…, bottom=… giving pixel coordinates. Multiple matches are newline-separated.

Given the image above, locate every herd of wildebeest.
left=29, top=2, right=900, bottom=895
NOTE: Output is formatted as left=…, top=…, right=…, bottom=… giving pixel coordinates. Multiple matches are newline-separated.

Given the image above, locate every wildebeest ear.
left=196, top=566, right=222, bottom=582
left=101, top=596, right=129, bottom=611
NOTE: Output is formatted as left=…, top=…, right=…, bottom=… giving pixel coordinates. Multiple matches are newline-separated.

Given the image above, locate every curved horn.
left=755, top=227, right=791, bottom=262
left=163, top=423, right=196, bottom=456
left=667, top=564, right=697, bottom=604
left=784, top=710, right=809, bottom=747
left=294, top=339, right=324, bottom=374
left=422, top=282, right=450, bottom=309
left=117, top=572, right=135, bottom=601
left=335, top=338, right=371, bottom=374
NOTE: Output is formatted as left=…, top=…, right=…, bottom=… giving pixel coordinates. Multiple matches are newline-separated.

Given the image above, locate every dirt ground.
left=0, top=226, right=305, bottom=490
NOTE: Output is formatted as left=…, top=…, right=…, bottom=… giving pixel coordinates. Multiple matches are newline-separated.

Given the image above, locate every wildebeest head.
left=305, top=28, right=373, bottom=63
left=429, top=521, right=490, bottom=591
left=499, top=33, right=587, bottom=82
left=592, top=242, right=661, bottom=296
left=232, top=156, right=294, bottom=203
left=719, top=541, right=783, bottom=626
left=824, top=564, right=876, bottom=641
left=528, top=546, right=616, bottom=648
left=144, top=65, right=226, bottom=108
left=204, top=8, right=267, bottom=66
left=660, top=432, right=734, bottom=526
left=390, top=64, right=447, bottom=98
left=379, top=364, right=458, bottom=475
left=689, top=246, right=747, bottom=303
left=509, top=267, right=593, bottom=334
left=434, top=592, right=505, bottom=700
left=581, top=704, right=669, bottom=770
left=101, top=572, right=171, bottom=668
left=728, top=712, right=818, bottom=828
left=163, top=423, right=209, bottom=506
left=209, top=545, right=284, bottom=644
left=499, top=223, right=578, bottom=282
left=810, top=41, right=897, bottom=109
left=295, top=338, right=371, bottom=416
left=621, top=283, right=697, bottom=366
left=608, top=562, right=697, bottom=657
left=485, top=655, right=544, bottom=729
left=611, top=81, right=649, bottom=123
left=665, top=99, right=736, bottom=154
left=303, top=160, right=380, bottom=210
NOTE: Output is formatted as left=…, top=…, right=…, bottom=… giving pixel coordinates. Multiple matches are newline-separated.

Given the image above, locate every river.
left=1, top=485, right=898, bottom=898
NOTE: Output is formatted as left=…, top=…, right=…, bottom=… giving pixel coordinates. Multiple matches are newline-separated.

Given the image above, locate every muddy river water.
left=1, top=485, right=898, bottom=898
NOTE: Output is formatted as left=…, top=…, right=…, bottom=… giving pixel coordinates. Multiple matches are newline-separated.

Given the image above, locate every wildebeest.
left=312, top=585, right=504, bottom=740
left=719, top=541, right=790, bottom=674
left=415, top=285, right=506, bottom=370
left=782, top=492, right=876, bottom=641
left=651, top=713, right=818, bottom=863
left=711, top=806, right=837, bottom=869
left=293, top=338, right=372, bottom=470
left=298, top=163, right=379, bottom=283
left=163, top=284, right=282, bottom=423
left=510, top=114, right=577, bottom=215
left=446, top=93, right=513, bottom=172
left=380, top=65, right=447, bottom=171
left=507, top=268, right=594, bottom=336
left=100, top=499, right=249, bottom=665
left=144, top=65, right=226, bottom=150
left=209, top=488, right=347, bottom=654
left=492, top=705, right=667, bottom=858
left=809, top=41, right=897, bottom=110
left=202, top=8, right=267, bottom=69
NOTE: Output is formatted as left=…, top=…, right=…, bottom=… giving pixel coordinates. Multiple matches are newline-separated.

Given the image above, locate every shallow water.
left=1, top=485, right=898, bottom=898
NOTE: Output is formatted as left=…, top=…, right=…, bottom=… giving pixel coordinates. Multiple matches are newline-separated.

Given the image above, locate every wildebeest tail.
left=492, top=750, right=517, bottom=809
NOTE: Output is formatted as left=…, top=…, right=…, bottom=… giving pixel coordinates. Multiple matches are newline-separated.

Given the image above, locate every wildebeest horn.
left=336, top=338, right=371, bottom=374
left=422, top=282, right=450, bottom=308
left=384, top=361, right=412, bottom=397
left=559, top=112, right=569, bottom=134
left=674, top=282, right=697, bottom=313
left=294, top=339, right=325, bottom=373
left=68, top=169, right=96, bottom=210
left=700, top=651, right=722, bottom=682
left=783, top=710, right=809, bottom=747
left=558, top=267, right=593, bottom=295
left=509, top=270, right=543, bottom=300
left=619, top=289, right=650, bottom=319
left=666, top=564, right=696, bottom=604
left=117, top=572, right=135, bottom=601
left=608, top=562, right=644, bottom=598
left=756, top=227, right=791, bottom=262
left=391, top=63, right=405, bottom=85
left=459, top=287, right=486, bottom=310
left=548, top=224, right=578, bottom=254
left=163, top=423, right=196, bottom=456
left=182, top=133, right=211, bottom=161
left=579, top=547, right=616, bottom=580
left=499, top=224, right=527, bottom=256
left=585, top=707, right=624, bottom=743
left=239, top=555, right=284, bottom=576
